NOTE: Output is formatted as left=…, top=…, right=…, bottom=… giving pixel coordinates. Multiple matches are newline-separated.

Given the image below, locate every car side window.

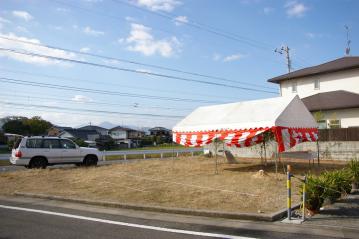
left=42, top=139, right=61, bottom=149
left=60, top=139, right=76, bottom=149
left=26, top=139, right=43, bottom=148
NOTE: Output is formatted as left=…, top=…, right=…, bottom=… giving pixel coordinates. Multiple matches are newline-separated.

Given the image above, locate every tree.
left=2, top=118, right=30, bottom=135
left=2, top=116, right=52, bottom=136
left=25, top=116, right=52, bottom=135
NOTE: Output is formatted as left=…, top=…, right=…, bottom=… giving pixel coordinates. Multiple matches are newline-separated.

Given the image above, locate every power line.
left=0, top=101, right=184, bottom=119
left=0, top=77, right=228, bottom=104
left=0, top=67, right=241, bottom=101
left=112, top=0, right=313, bottom=68
left=0, top=48, right=277, bottom=94
left=113, top=0, right=271, bottom=50
left=0, top=92, right=193, bottom=112
left=0, top=35, right=276, bottom=90
left=0, top=47, right=278, bottom=94
left=1, top=105, right=177, bottom=123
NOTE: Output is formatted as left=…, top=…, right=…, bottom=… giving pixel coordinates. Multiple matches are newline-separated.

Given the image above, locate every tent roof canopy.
left=173, top=95, right=317, bottom=133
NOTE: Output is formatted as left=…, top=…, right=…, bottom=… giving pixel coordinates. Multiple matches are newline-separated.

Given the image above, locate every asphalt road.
left=0, top=198, right=337, bottom=239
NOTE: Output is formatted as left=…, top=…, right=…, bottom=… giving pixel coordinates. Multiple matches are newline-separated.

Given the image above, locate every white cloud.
left=0, top=17, right=11, bottom=24
left=125, top=23, right=180, bottom=57
left=16, top=26, right=29, bottom=33
left=212, top=53, right=221, bottom=61
left=71, top=95, right=93, bottom=103
left=83, top=0, right=103, bottom=3
left=80, top=47, right=91, bottom=53
left=240, top=0, right=261, bottom=4
left=223, top=53, right=246, bottom=62
left=212, top=53, right=246, bottom=62
left=174, top=15, right=188, bottom=26
left=305, top=32, right=323, bottom=39
left=0, top=32, right=77, bottom=66
left=56, top=7, right=70, bottom=13
left=117, top=38, right=125, bottom=44
left=133, top=0, right=181, bottom=12
left=305, top=32, right=315, bottom=39
left=83, top=26, right=104, bottom=36
left=12, top=11, right=34, bottom=21
left=136, top=68, right=152, bottom=74
left=125, top=16, right=136, bottom=22
left=50, top=25, right=63, bottom=31
left=263, top=7, right=274, bottom=14
left=285, top=1, right=308, bottom=17
left=103, top=59, right=120, bottom=65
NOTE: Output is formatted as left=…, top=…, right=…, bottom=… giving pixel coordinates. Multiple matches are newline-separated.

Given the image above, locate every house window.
left=291, top=82, right=297, bottom=93
left=317, top=120, right=327, bottom=129
left=328, top=119, right=341, bottom=129
left=314, top=79, right=320, bottom=90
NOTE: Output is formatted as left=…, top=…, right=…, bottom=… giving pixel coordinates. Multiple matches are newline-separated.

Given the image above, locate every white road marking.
left=0, top=204, right=255, bottom=239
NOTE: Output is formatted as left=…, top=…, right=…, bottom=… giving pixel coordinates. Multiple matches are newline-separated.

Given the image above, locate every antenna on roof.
left=275, top=45, right=292, bottom=73
left=345, top=25, right=351, bottom=56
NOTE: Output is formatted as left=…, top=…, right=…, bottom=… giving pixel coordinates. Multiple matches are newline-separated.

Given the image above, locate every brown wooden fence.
left=319, top=128, right=359, bottom=141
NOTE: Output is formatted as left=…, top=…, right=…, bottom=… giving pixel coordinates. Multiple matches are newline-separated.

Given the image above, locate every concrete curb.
left=14, top=192, right=300, bottom=222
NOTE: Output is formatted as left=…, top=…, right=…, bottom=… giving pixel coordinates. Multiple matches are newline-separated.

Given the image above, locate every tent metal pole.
left=316, top=140, right=320, bottom=166
left=214, top=140, right=218, bottom=175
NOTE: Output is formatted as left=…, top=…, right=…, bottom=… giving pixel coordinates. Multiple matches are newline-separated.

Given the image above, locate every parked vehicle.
left=10, top=136, right=102, bottom=169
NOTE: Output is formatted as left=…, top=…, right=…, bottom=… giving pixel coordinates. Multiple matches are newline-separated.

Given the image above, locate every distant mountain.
left=98, top=121, right=117, bottom=129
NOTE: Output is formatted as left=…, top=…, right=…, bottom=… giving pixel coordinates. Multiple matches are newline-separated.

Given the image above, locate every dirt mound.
left=252, top=169, right=269, bottom=178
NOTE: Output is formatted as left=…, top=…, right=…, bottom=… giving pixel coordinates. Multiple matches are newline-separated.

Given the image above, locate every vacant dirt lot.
left=0, top=156, right=346, bottom=213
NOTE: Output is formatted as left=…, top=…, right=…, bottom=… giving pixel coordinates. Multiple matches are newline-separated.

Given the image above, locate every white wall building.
left=268, top=56, right=359, bottom=128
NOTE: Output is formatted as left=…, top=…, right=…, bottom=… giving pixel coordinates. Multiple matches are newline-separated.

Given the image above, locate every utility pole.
left=275, top=45, right=292, bottom=73
left=345, top=25, right=351, bottom=56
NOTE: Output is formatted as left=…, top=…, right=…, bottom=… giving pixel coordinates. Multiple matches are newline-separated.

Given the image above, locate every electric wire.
left=0, top=101, right=185, bottom=119
left=0, top=67, right=243, bottom=101
left=0, top=77, right=227, bottom=104
left=0, top=35, right=277, bottom=90
left=0, top=93, right=194, bottom=112
left=0, top=47, right=278, bottom=94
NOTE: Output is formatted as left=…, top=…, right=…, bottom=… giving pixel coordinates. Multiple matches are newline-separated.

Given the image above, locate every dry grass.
left=0, top=156, right=346, bottom=213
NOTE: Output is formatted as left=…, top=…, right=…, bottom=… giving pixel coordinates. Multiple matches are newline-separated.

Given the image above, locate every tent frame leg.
left=316, top=140, right=320, bottom=166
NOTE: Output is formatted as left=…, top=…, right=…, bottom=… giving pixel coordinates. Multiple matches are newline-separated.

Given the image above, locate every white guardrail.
left=102, top=148, right=203, bottom=160
left=0, top=148, right=203, bottom=161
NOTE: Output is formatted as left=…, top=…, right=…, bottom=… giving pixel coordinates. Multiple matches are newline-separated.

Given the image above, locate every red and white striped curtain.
left=172, top=126, right=318, bottom=153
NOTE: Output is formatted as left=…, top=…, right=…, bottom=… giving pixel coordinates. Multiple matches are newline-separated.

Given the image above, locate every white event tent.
left=172, top=95, right=318, bottom=153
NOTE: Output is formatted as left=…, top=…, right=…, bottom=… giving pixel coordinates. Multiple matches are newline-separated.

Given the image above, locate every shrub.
left=347, top=158, right=359, bottom=184
left=303, top=169, right=351, bottom=211
left=304, top=174, right=325, bottom=211
left=320, top=170, right=351, bottom=201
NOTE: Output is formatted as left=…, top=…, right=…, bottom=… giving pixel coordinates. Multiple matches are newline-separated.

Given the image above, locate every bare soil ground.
left=0, top=156, right=346, bottom=213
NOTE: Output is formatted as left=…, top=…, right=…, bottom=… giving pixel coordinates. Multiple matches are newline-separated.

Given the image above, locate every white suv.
left=10, top=136, right=102, bottom=169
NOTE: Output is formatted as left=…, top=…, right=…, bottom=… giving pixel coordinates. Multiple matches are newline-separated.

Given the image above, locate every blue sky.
left=0, top=0, right=358, bottom=128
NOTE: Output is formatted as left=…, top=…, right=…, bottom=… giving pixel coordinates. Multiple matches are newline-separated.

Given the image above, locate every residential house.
left=109, top=126, right=144, bottom=148
left=58, top=129, right=100, bottom=146
left=47, top=126, right=73, bottom=137
left=148, top=127, right=172, bottom=137
left=148, top=127, right=172, bottom=144
left=78, top=125, right=109, bottom=136
left=268, top=56, right=359, bottom=128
